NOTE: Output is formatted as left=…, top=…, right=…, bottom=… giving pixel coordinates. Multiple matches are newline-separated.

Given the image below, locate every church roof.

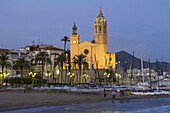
left=97, top=8, right=104, bottom=17
left=72, top=22, right=77, bottom=35
left=91, top=40, right=95, bottom=43
left=0, top=48, right=9, bottom=52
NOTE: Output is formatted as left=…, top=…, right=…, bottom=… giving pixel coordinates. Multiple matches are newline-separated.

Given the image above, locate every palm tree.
left=35, top=51, right=49, bottom=85
left=94, top=54, right=102, bottom=85
left=0, top=54, right=11, bottom=87
left=72, top=54, right=87, bottom=84
left=13, top=57, right=30, bottom=86
left=72, top=57, right=78, bottom=83
left=53, top=57, right=58, bottom=83
left=45, top=57, right=52, bottom=83
left=61, top=36, right=70, bottom=52
left=55, top=53, right=66, bottom=84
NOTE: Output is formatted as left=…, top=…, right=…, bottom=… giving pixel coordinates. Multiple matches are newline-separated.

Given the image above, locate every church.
left=70, top=8, right=115, bottom=70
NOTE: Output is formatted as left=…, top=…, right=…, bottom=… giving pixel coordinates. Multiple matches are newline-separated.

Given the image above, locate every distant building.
left=9, top=50, right=28, bottom=76
left=20, top=43, right=64, bottom=79
left=0, top=48, right=9, bottom=54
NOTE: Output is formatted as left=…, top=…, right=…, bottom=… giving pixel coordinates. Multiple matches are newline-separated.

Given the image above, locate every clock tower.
left=70, top=23, right=80, bottom=45
left=70, top=23, right=80, bottom=62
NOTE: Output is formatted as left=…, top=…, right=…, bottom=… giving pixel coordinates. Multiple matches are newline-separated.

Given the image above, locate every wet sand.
left=0, top=91, right=170, bottom=112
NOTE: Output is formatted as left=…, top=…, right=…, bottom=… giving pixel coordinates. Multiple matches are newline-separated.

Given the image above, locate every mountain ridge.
left=115, top=51, right=170, bottom=73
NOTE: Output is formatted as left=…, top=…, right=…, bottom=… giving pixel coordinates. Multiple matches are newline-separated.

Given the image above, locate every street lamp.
left=45, top=72, right=51, bottom=76
left=67, top=72, right=75, bottom=85
left=56, top=69, right=60, bottom=83
left=29, top=72, right=36, bottom=78
left=65, top=63, right=69, bottom=83
left=29, top=71, right=36, bottom=86
left=0, top=73, right=4, bottom=86
left=115, top=73, right=121, bottom=86
left=65, top=63, right=69, bottom=67
left=56, top=69, right=60, bottom=75
left=104, top=71, right=110, bottom=85
left=45, top=71, right=51, bottom=84
left=4, top=73, right=9, bottom=76
left=82, top=73, right=89, bottom=84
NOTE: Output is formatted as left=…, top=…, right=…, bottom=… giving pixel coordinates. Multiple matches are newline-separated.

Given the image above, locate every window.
left=95, top=26, right=97, bottom=33
left=84, top=49, right=89, bottom=55
left=99, top=26, right=102, bottom=33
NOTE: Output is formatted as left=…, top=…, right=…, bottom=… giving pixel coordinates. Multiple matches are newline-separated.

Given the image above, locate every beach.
left=0, top=91, right=170, bottom=112
left=0, top=91, right=109, bottom=112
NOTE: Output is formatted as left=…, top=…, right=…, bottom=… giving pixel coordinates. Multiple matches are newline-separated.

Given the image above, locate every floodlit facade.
left=70, top=8, right=116, bottom=70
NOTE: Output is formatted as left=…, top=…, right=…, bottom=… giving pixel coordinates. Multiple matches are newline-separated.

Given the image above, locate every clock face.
left=73, top=41, right=76, bottom=44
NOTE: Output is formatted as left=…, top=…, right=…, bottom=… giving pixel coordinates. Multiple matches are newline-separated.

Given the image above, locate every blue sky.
left=0, top=0, right=170, bottom=62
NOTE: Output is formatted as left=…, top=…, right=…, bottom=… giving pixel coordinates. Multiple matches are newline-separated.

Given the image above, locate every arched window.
left=99, top=26, right=102, bottom=33
left=95, top=26, right=97, bottom=33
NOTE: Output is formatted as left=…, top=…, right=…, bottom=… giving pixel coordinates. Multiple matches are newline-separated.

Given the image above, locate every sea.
left=2, top=97, right=170, bottom=113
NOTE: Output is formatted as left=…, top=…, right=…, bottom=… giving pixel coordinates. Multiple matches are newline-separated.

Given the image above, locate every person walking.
left=104, top=88, right=107, bottom=97
left=120, top=90, right=124, bottom=99
left=112, top=90, right=116, bottom=98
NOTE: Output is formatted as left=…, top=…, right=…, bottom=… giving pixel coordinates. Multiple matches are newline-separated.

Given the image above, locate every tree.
left=72, top=54, right=88, bottom=83
left=13, top=57, right=30, bottom=86
left=61, top=36, right=70, bottom=52
left=61, top=36, right=70, bottom=84
left=72, top=56, right=78, bottom=83
left=35, top=51, right=49, bottom=85
left=94, top=54, right=102, bottom=85
left=55, top=53, right=66, bottom=84
left=0, top=54, right=11, bottom=87
left=53, top=57, right=58, bottom=83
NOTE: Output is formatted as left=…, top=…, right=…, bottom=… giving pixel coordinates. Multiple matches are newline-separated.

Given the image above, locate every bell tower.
left=94, top=8, right=107, bottom=52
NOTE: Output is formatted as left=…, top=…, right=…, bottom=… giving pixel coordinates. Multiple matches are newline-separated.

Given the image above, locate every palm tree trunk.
left=58, top=68, right=60, bottom=83
left=65, top=66, right=68, bottom=84
left=64, top=42, right=66, bottom=52
left=21, top=67, right=23, bottom=86
left=53, top=66, right=55, bottom=83
left=1, top=66, right=4, bottom=87
left=74, top=67, right=78, bottom=84
left=41, top=61, right=44, bottom=85
left=79, top=68, right=81, bottom=84
left=61, top=68, right=63, bottom=85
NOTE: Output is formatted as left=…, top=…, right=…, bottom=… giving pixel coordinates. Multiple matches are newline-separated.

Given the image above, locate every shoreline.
left=0, top=91, right=170, bottom=112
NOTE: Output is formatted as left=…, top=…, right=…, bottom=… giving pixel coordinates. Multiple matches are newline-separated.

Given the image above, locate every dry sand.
left=0, top=91, right=109, bottom=112
left=0, top=91, right=170, bottom=112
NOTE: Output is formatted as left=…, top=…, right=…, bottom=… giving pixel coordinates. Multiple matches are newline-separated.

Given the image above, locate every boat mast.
left=141, top=52, right=144, bottom=90
left=148, top=59, right=152, bottom=90
left=130, top=51, right=134, bottom=85
left=156, top=59, right=160, bottom=91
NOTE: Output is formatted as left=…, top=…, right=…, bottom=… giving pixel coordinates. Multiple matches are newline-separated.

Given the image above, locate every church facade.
left=70, top=8, right=115, bottom=70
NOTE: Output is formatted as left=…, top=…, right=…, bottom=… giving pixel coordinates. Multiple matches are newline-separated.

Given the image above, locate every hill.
left=115, top=51, right=170, bottom=73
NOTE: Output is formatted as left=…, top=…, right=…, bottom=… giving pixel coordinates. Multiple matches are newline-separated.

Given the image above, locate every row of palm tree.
left=0, top=54, right=11, bottom=87
left=0, top=35, right=117, bottom=86
left=72, top=54, right=87, bottom=83
left=0, top=52, right=117, bottom=86
left=0, top=52, right=52, bottom=87
left=13, top=57, right=30, bottom=86
left=35, top=51, right=50, bottom=85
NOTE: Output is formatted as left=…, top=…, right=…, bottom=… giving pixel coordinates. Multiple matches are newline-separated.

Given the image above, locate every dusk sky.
left=0, top=0, right=170, bottom=62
